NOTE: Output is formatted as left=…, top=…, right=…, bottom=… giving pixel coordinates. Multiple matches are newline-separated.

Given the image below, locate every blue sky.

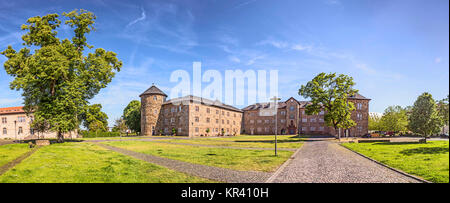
left=0, top=0, right=448, bottom=126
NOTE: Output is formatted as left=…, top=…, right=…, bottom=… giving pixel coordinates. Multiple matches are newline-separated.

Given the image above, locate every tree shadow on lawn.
left=234, top=140, right=303, bottom=143
left=399, top=147, right=449, bottom=156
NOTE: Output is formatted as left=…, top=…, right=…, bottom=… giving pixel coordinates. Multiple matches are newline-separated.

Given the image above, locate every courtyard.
left=0, top=135, right=448, bottom=183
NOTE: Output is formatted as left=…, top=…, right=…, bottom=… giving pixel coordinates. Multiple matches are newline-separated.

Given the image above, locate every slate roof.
left=140, top=85, right=168, bottom=97
left=164, top=95, right=243, bottom=113
left=348, top=93, right=370, bottom=100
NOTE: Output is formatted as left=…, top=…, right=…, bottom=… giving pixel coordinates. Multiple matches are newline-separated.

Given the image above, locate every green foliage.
left=1, top=9, right=122, bottom=142
left=80, top=130, right=120, bottom=138
left=437, top=95, right=449, bottom=128
left=79, top=104, right=108, bottom=132
left=299, top=72, right=358, bottom=135
left=123, top=100, right=141, bottom=134
left=368, top=113, right=382, bottom=131
left=408, top=93, right=443, bottom=139
left=379, top=105, right=409, bottom=133
left=172, top=127, right=177, bottom=135
left=112, top=117, right=127, bottom=133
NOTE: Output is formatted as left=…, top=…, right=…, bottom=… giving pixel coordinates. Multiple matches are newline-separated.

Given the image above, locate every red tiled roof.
left=0, top=106, right=26, bottom=115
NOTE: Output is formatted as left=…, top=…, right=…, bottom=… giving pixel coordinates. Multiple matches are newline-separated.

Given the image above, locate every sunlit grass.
left=0, top=144, right=32, bottom=167
left=342, top=141, right=449, bottom=183
left=106, top=141, right=293, bottom=172
left=0, top=142, right=213, bottom=183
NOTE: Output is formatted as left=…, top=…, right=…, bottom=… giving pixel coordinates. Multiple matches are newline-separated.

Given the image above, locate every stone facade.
left=140, top=85, right=370, bottom=137
left=242, top=94, right=370, bottom=137
left=140, top=85, right=243, bottom=137
left=0, top=106, right=77, bottom=140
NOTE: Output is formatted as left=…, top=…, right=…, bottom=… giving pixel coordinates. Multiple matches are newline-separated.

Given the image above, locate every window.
left=234, top=113, right=236, bottom=117
left=280, top=119, right=285, bottom=123
left=319, top=118, right=324, bottom=122
left=311, top=118, right=316, bottom=122
left=18, top=127, right=23, bottom=134
left=195, top=117, right=199, bottom=122
left=207, top=108, right=210, bottom=113
left=216, top=110, right=219, bottom=114
left=195, top=127, right=199, bottom=132
left=319, top=127, right=324, bottom=131
left=171, top=107, right=176, bottom=113
left=164, top=119, right=168, bottom=124
left=30, top=129, right=35, bottom=135
left=195, top=106, right=199, bottom=112
left=289, top=114, right=295, bottom=119
left=154, top=109, right=158, bottom=115
left=18, top=116, right=26, bottom=122
left=302, top=118, right=307, bottom=123
left=250, top=120, right=254, bottom=124
left=227, top=120, right=229, bottom=124
left=1, top=117, right=6, bottom=124
left=319, top=111, right=324, bottom=115
left=280, top=111, right=286, bottom=115
left=222, top=119, right=224, bottom=124
left=227, top=112, right=230, bottom=116
left=2, top=128, right=6, bottom=135
left=257, top=127, right=262, bottom=132
left=357, top=103, right=363, bottom=110
left=206, top=118, right=210, bottom=123
left=310, top=127, right=316, bottom=131
left=302, top=110, right=305, bottom=115
left=233, top=121, right=236, bottom=125
left=216, top=119, right=219, bottom=124
left=357, top=113, right=362, bottom=120
left=265, top=127, right=269, bottom=132
left=222, top=111, right=224, bottom=115
left=164, top=128, right=168, bottom=132
left=153, top=96, right=157, bottom=100
left=265, top=120, right=269, bottom=123
left=170, top=118, right=175, bottom=123
left=178, top=106, right=182, bottom=112
left=178, top=128, right=182, bottom=133
left=257, top=120, right=262, bottom=123
left=302, top=127, right=307, bottom=131
left=290, top=106, right=295, bottom=111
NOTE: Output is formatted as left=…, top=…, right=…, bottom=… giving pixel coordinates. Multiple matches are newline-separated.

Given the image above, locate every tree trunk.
left=334, top=127, right=339, bottom=139
left=57, top=131, right=64, bottom=143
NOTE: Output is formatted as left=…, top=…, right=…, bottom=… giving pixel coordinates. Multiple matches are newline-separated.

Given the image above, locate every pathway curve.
left=0, top=146, right=40, bottom=176
left=97, top=143, right=272, bottom=183
left=144, top=140, right=297, bottom=151
left=268, top=140, right=422, bottom=183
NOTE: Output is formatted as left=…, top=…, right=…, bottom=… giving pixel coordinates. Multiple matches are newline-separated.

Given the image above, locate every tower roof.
left=140, top=84, right=167, bottom=97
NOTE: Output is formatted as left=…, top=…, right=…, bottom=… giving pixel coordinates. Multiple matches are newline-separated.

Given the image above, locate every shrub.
left=80, top=130, right=121, bottom=138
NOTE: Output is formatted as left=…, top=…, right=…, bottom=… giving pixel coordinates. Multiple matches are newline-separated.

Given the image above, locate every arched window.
left=18, top=127, right=23, bottom=134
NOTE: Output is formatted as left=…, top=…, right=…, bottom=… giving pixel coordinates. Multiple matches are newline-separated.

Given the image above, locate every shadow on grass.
left=234, top=140, right=303, bottom=143
left=374, top=142, right=423, bottom=145
left=400, top=147, right=449, bottom=156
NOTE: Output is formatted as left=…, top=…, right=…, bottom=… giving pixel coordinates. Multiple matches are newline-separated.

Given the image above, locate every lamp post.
left=270, top=96, right=281, bottom=156
left=14, top=120, right=17, bottom=142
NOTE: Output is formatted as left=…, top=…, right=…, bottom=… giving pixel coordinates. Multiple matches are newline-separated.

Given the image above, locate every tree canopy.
left=80, top=104, right=108, bottom=132
left=1, top=9, right=122, bottom=142
left=379, top=105, right=409, bottom=133
left=408, top=92, right=443, bottom=141
left=123, top=100, right=141, bottom=134
left=299, top=72, right=358, bottom=138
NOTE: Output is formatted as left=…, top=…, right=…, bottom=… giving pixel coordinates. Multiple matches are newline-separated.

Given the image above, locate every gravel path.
left=97, top=143, right=272, bottom=183
left=269, top=140, right=422, bottom=183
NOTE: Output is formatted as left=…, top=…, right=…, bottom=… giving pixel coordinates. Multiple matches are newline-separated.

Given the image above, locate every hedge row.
left=80, top=131, right=121, bottom=138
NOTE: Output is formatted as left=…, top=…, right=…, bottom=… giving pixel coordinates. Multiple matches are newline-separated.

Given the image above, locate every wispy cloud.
left=325, top=0, right=341, bottom=5
left=126, top=7, right=146, bottom=28
left=233, top=0, right=257, bottom=10
left=435, top=57, right=442, bottom=63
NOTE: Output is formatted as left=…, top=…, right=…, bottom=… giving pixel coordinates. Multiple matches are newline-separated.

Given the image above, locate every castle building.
left=0, top=106, right=77, bottom=140
left=140, top=84, right=370, bottom=137
left=140, top=85, right=243, bottom=137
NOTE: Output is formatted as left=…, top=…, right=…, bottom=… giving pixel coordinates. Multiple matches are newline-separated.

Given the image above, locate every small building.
left=0, top=106, right=78, bottom=140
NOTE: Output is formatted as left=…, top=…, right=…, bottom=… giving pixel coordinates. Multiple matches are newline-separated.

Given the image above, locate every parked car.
left=362, top=133, right=371, bottom=138
left=440, top=134, right=449, bottom=139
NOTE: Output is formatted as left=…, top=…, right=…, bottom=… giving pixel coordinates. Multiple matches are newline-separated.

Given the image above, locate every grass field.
left=342, top=141, right=449, bottom=183
left=159, top=135, right=303, bottom=149
left=0, top=144, right=32, bottom=167
left=0, top=142, right=213, bottom=183
left=105, top=141, right=294, bottom=172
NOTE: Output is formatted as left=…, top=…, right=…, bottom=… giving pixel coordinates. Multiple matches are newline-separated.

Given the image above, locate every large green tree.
left=1, top=9, right=122, bottom=142
left=408, top=92, right=443, bottom=142
left=123, top=100, right=141, bottom=135
left=437, top=95, right=449, bottom=133
left=379, top=105, right=408, bottom=133
left=368, top=113, right=382, bottom=131
left=80, top=104, right=108, bottom=132
left=299, top=72, right=358, bottom=139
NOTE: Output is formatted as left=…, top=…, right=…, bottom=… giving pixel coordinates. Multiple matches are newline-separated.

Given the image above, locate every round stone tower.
left=140, top=84, right=167, bottom=136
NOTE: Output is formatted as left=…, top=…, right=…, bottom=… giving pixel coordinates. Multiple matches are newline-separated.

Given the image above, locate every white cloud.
left=291, top=44, right=313, bottom=52
left=435, top=57, right=442, bottom=63
left=126, top=7, right=146, bottom=27
left=258, top=39, right=289, bottom=49
left=229, top=56, right=241, bottom=63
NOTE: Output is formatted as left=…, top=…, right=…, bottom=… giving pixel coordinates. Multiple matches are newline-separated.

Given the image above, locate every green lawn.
left=105, top=141, right=293, bottom=172
left=0, top=142, right=213, bottom=183
left=0, top=144, right=32, bottom=167
left=159, top=136, right=303, bottom=149
left=342, top=141, right=449, bottom=183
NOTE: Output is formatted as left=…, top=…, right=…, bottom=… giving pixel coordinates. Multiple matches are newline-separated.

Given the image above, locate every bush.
left=80, top=130, right=121, bottom=138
